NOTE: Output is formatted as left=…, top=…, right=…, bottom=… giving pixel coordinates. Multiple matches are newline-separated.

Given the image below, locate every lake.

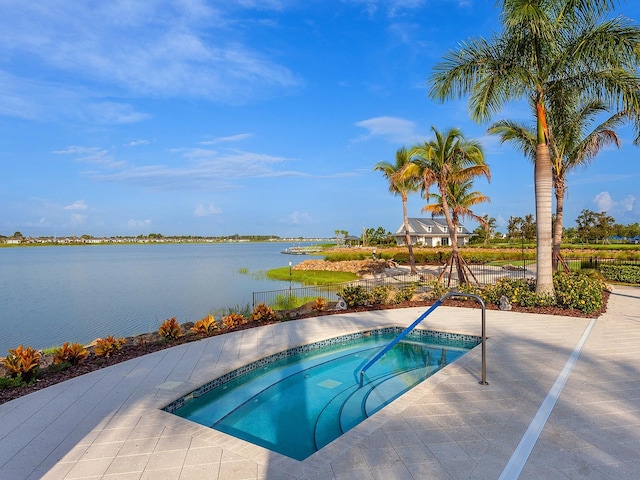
left=0, top=243, right=312, bottom=353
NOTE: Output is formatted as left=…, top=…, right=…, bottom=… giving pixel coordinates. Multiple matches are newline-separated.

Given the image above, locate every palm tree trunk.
left=535, top=143, right=555, bottom=297
left=553, top=180, right=566, bottom=271
left=402, top=194, right=417, bottom=274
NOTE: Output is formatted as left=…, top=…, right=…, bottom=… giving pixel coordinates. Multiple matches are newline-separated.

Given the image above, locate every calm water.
left=0, top=243, right=310, bottom=353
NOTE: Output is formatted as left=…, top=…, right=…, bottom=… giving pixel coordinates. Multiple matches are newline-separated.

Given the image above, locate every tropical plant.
left=53, top=342, right=89, bottom=366
left=312, top=297, right=327, bottom=311
left=158, top=317, right=182, bottom=340
left=374, top=147, right=421, bottom=274
left=222, top=312, right=246, bottom=329
left=191, top=314, right=219, bottom=335
left=429, top=0, right=640, bottom=296
left=251, top=303, right=276, bottom=323
left=3, top=345, right=41, bottom=382
left=94, top=336, right=126, bottom=358
left=406, top=127, right=490, bottom=284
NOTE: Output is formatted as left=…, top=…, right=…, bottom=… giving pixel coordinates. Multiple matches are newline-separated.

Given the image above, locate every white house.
left=394, top=218, right=471, bottom=247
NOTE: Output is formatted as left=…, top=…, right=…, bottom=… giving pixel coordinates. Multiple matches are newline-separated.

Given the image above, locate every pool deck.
left=1, top=284, right=639, bottom=480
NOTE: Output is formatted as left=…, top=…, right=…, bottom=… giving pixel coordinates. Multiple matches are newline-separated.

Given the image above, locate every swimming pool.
left=164, top=328, right=480, bottom=460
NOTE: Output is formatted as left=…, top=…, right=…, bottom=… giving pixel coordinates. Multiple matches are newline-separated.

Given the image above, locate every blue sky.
left=2, top=0, right=639, bottom=238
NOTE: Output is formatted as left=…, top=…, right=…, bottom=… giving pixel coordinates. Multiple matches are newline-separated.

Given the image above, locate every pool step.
left=313, top=369, right=396, bottom=450
left=364, top=365, right=439, bottom=414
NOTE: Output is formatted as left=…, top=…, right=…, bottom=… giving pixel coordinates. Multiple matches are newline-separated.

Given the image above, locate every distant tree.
left=522, top=214, right=536, bottom=242
left=575, top=209, right=616, bottom=243
left=374, top=147, right=421, bottom=274
left=506, top=216, right=524, bottom=241
left=13, top=231, right=23, bottom=238
left=481, top=214, right=497, bottom=246
left=366, top=227, right=392, bottom=246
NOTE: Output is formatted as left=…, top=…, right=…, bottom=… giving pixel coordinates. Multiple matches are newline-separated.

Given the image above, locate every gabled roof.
left=395, top=218, right=470, bottom=235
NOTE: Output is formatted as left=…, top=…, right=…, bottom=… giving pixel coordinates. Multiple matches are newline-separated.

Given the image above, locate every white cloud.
left=64, top=200, right=88, bottom=211
left=286, top=211, right=312, bottom=225
left=620, top=195, right=636, bottom=212
left=200, top=133, right=253, bottom=145
left=54, top=146, right=126, bottom=169
left=354, top=116, right=423, bottom=144
left=128, top=218, right=152, bottom=228
left=592, top=192, right=636, bottom=213
left=194, top=203, right=223, bottom=217
left=87, top=102, right=151, bottom=124
left=0, top=2, right=301, bottom=109
left=126, top=139, right=150, bottom=147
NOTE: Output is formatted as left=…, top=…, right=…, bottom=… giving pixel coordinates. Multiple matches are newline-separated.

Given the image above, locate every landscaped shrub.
left=94, top=336, right=126, bottom=358
left=599, top=264, right=640, bottom=284
left=53, top=342, right=89, bottom=366
left=391, top=285, right=417, bottom=304
left=222, top=312, right=246, bottom=329
left=553, top=272, right=605, bottom=314
left=338, top=285, right=370, bottom=307
left=3, top=345, right=41, bottom=382
left=158, top=317, right=182, bottom=340
left=481, top=278, right=554, bottom=308
left=427, top=281, right=449, bottom=299
left=251, top=303, right=276, bottom=322
left=370, top=285, right=392, bottom=304
left=191, top=314, right=218, bottom=335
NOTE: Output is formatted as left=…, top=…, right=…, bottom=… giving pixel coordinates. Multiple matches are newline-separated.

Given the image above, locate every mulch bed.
left=0, top=291, right=609, bottom=405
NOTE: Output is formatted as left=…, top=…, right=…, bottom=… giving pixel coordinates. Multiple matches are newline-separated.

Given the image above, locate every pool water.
left=167, top=329, right=479, bottom=460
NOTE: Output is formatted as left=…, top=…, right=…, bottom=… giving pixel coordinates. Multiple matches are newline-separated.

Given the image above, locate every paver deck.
left=1, top=285, right=638, bottom=479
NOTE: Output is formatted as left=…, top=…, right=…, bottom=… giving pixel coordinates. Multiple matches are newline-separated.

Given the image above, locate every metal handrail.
left=359, top=291, right=488, bottom=386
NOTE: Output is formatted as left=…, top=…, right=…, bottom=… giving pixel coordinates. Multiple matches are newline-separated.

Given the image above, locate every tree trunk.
left=535, top=143, right=555, bottom=297
left=440, top=193, right=465, bottom=284
left=553, top=180, right=566, bottom=271
left=402, top=194, right=417, bottom=274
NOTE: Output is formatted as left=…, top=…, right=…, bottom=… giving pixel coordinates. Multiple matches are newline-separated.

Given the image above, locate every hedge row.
left=599, top=264, right=640, bottom=284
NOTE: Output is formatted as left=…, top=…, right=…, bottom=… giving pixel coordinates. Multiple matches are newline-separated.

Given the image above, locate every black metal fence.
left=252, top=259, right=536, bottom=308
left=562, top=256, right=640, bottom=270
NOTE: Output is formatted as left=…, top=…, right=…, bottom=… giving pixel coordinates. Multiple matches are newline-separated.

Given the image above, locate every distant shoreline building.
left=394, top=218, right=471, bottom=247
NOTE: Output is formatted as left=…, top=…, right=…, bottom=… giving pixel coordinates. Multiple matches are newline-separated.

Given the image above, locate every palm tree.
left=429, top=0, right=640, bottom=296
left=406, top=127, right=490, bottom=283
left=490, top=97, right=626, bottom=267
left=423, top=180, right=490, bottom=284
left=374, top=147, right=421, bottom=274
left=481, top=214, right=497, bottom=246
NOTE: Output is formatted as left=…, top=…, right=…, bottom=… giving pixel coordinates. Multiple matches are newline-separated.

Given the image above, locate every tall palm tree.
left=374, top=147, right=421, bottom=274
left=429, top=0, right=640, bottom=296
left=489, top=97, right=626, bottom=267
left=406, top=127, right=490, bottom=283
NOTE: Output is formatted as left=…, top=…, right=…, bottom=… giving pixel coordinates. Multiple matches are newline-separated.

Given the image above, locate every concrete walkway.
left=1, top=285, right=638, bottom=480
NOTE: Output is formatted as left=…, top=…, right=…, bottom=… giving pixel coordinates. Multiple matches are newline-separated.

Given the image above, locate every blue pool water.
left=166, top=328, right=480, bottom=460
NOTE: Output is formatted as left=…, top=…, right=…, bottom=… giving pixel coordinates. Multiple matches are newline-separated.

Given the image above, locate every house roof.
left=395, top=218, right=471, bottom=236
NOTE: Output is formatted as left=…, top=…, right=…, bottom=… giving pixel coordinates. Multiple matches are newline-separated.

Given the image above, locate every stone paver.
left=0, top=285, right=638, bottom=479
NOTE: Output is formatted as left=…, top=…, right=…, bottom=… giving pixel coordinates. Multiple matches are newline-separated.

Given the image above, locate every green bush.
left=370, top=285, right=391, bottom=305
left=481, top=278, right=554, bottom=308
left=599, top=264, right=640, bottom=284
left=553, top=272, right=605, bottom=314
left=338, top=285, right=371, bottom=307
left=392, top=285, right=417, bottom=304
